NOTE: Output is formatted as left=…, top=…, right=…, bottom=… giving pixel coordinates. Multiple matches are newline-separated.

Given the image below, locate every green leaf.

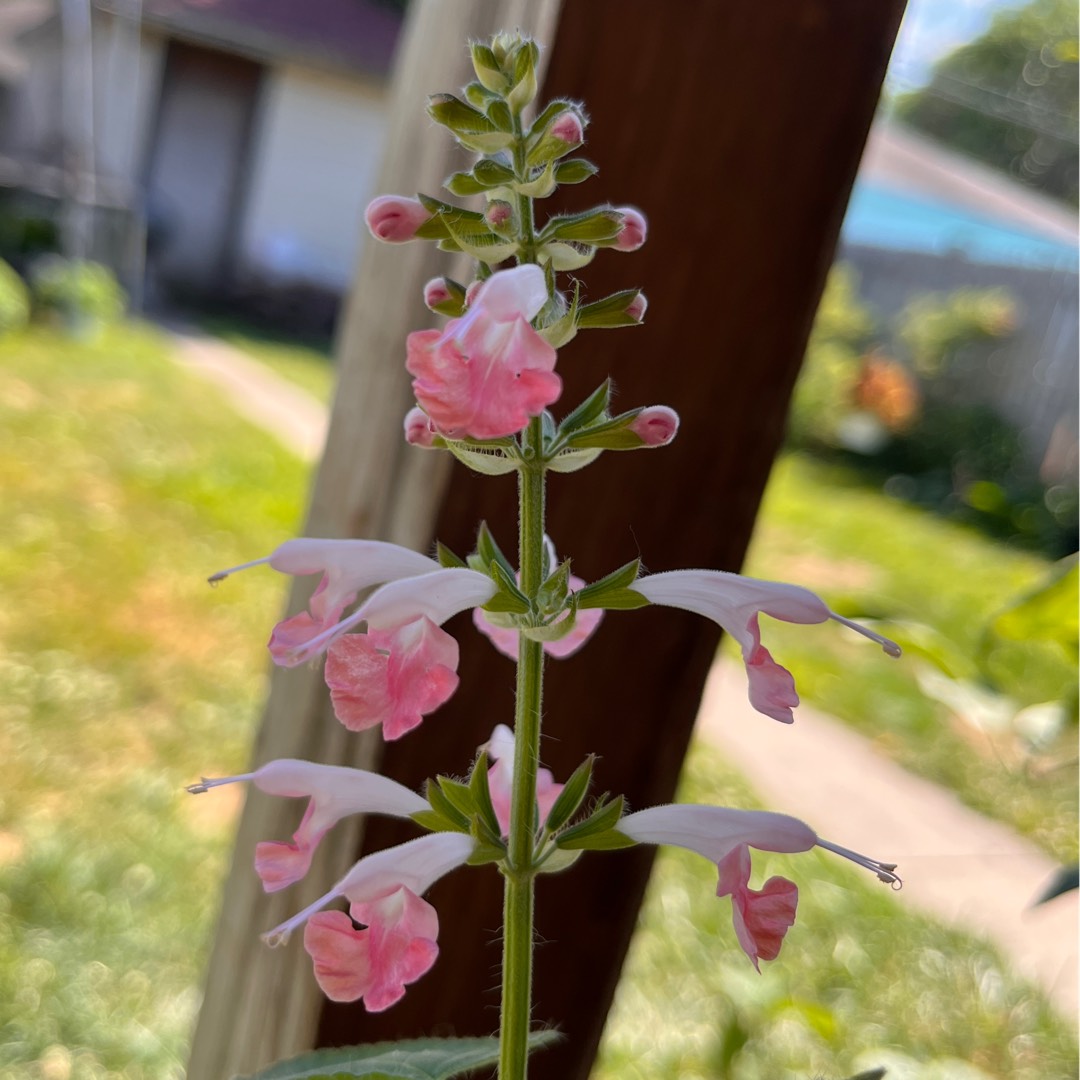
left=237, top=1032, right=561, bottom=1080
left=556, top=795, right=637, bottom=850
left=486, top=560, right=531, bottom=615
left=990, top=558, right=1078, bottom=652
left=544, top=755, right=594, bottom=833
left=476, top=522, right=514, bottom=576
left=575, top=560, right=648, bottom=611
left=410, top=809, right=467, bottom=834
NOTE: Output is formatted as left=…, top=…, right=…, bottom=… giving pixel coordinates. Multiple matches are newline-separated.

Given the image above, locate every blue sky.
left=887, top=0, right=1025, bottom=92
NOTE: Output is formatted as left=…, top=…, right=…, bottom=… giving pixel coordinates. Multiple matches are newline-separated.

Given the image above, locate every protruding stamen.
left=829, top=613, right=902, bottom=658
left=287, top=608, right=368, bottom=662
left=207, top=556, right=271, bottom=584
left=817, top=839, right=902, bottom=889
left=261, top=884, right=340, bottom=946
left=185, top=773, right=255, bottom=795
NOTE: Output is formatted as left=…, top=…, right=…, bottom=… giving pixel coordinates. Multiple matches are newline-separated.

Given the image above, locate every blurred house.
left=839, top=118, right=1079, bottom=477
left=0, top=0, right=403, bottom=322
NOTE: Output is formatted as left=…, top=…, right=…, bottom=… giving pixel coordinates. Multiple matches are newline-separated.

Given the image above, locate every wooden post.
left=190, top=1, right=903, bottom=1077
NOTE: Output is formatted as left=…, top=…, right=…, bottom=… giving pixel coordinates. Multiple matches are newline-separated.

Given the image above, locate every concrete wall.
left=237, top=64, right=387, bottom=290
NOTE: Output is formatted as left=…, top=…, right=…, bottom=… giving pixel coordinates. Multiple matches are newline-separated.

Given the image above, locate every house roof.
left=98, top=0, right=404, bottom=80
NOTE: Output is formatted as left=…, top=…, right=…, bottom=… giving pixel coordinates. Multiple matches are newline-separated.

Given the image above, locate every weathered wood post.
left=189, top=2, right=904, bottom=1076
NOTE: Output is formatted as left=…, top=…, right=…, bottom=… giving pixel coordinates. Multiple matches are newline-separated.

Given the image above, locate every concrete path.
left=162, top=323, right=1078, bottom=1018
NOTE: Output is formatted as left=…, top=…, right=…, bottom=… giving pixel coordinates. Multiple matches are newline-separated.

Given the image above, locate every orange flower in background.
left=854, top=350, right=921, bottom=432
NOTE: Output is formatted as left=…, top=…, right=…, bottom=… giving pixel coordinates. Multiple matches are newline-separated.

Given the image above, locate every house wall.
left=237, top=64, right=387, bottom=290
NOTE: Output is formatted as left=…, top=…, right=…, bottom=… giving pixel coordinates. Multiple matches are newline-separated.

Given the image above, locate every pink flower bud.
left=549, top=109, right=584, bottom=145
left=626, top=292, right=648, bottom=323
left=464, top=280, right=484, bottom=308
left=613, top=207, right=647, bottom=252
left=364, top=195, right=430, bottom=243
left=485, top=200, right=513, bottom=230
left=630, top=406, right=679, bottom=446
left=423, top=278, right=452, bottom=310
left=404, top=406, right=437, bottom=448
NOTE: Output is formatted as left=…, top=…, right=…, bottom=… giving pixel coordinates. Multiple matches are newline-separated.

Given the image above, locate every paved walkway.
left=163, top=323, right=1078, bottom=1018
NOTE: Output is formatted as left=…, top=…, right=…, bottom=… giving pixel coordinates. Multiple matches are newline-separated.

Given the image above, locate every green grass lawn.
left=3, top=323, right=1074, bottom=1078
left=741, top=453, right=1078, bottom=862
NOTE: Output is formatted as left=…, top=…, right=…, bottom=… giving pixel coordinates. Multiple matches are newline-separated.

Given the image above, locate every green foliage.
left=592, top=743, right=1078, bottom=1080
left=896, top=287, right=1017, bottom=377
left=236, top=1033, right=560, bottom=1080
left=0, top=259, right=29, bottom=335
left=895, top=0, right=1080, bottom=205
left=786, top=265, right=877, bottom=446
left=30, top=257, right=126, bottom=330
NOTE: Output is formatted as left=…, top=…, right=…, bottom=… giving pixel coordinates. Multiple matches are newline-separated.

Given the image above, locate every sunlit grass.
left=0, top=324, right=308, bottom=1078
left=592, top=743, right=1077, bottom=1080
left=742, top=452, right=1078, bottom=862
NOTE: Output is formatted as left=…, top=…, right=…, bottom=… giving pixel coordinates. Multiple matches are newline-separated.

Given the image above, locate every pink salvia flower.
left=483, top=724, right=563, bottom=836
left=406, top=264, right=562, bottom=439
left=187, top=760, right=427, bottom=892
left=625, top=291, right=648, bottom=323
left=325, top=616, right=460, bottom=740
left=617, top=804, right=900, bottom=969
left=473, top=571, right=603, bottom=660
left=629, top=406, right=679, bottom=447
left=209, top=538, right=441, bottom=669
left=364, top=195, right=431, bottom=242
left=263, top=832, right=475, bottom=1009
left=629, top=570, right=900, bottom=723
left=404, top=406, right=437, bottom=448
left=423, top=278, right=453, bottom=310
left=612, top=207, right=647, bottom=251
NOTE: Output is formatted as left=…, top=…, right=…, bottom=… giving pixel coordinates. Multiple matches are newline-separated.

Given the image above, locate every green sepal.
left=444, top=171, right=490, bottom=197
left=442, top=217, right=520, bottom=263
left=539, top=241, right=596, bottom=272
left=577, top=289, right=644, bottom=329
left=558, top=379, right=612, bottom=436
left=575, top=559, right=648, bottom=612
left=528, top=97, right=579, bottom=141
left=476, top=521, right=515, bottom=577
left=486, top=97, right=514, bottom=133
left=469, top=750, right=504, bottom=842
left=427, top=92, right=499, bottom=136
left=464, top=78, right=501, bottom=109
left=544, top=755, right=594, bottom=833
left=424, top=778, right=471, bottom=831
left=561, top=410, right=647, bottom=451
left=539, top=209, right=622, bottom=245
left=521, top=604, right=577, bottom=643
left=514, top=162, right=557, bottom=199
left=470, top=44, right=508, bottom=93
left=538, top=280, right=580, bottom=348
left=236, top=1032, right=562, bottom=1080
left=486, top=560, right=531, bottom=615
left=536, top=559, right=571, bottom=615
left=411, top=808, right=469, bottom=835
left=556, top=795, right=637, bottom=851
left=443, top=441, right=519, bottom=476
left=435, top=776, right=477, bottom=821
left=435, top=541, right=467, bottom=569
left=547, top=448, right=603, bottom=473
left=506, top=39, right=539, bottom=114
left=467, top=838, right=507, bottom=866
left=536, top=846, right=583, bottom=874
left=426, top=277, right=467, bottom=318
left=554, top=157, right=599, bottom=185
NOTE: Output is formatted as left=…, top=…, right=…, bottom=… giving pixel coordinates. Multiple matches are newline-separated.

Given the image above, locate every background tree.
left=896, top=0, right=1079, bottom=205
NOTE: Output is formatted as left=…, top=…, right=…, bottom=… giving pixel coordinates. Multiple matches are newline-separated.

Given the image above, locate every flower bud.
left=365, top=195, right=430, bottom=243
left=404, top=407, right=437, bottom=448
left=464, top=279, right=484, bottom=308
left=423, top=276, right=466, bottom=317
left=626, top=291, right=648, bottom=323
left=612, top=207, right=647, bottom=252
left=629, top=406, right=679, bottom=446
left=484, top=200, right=514, bottom=234
left=549, top=110, right=585, bottom=147
left=470, top=43, right=508, bottom=93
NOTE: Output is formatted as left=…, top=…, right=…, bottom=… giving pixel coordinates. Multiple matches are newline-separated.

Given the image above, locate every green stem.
left=499, top=418, right=546, bottom=1079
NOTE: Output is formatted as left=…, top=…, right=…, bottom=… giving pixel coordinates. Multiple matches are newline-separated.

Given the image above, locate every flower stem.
left=499, top=414, right=546, bottom=1080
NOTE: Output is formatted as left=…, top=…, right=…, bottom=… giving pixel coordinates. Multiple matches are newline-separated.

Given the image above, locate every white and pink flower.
left=263, top=832, right=475, bottom=1010
left=406, top=264, right=562, bottom=440
left=188, top=759, right=427, bottom=893
left=629, top=570, right=900, bottom=723
left=483, top=724, right=563, bottom=837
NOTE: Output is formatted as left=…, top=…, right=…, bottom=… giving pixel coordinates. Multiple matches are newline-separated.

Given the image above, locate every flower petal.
left=716, top=845, right=799, bottom=970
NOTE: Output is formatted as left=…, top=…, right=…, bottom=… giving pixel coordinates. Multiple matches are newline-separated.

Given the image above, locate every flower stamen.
left=828, top=613, right=902, bottom=658
left=816, top=838, right=902, bottom=889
